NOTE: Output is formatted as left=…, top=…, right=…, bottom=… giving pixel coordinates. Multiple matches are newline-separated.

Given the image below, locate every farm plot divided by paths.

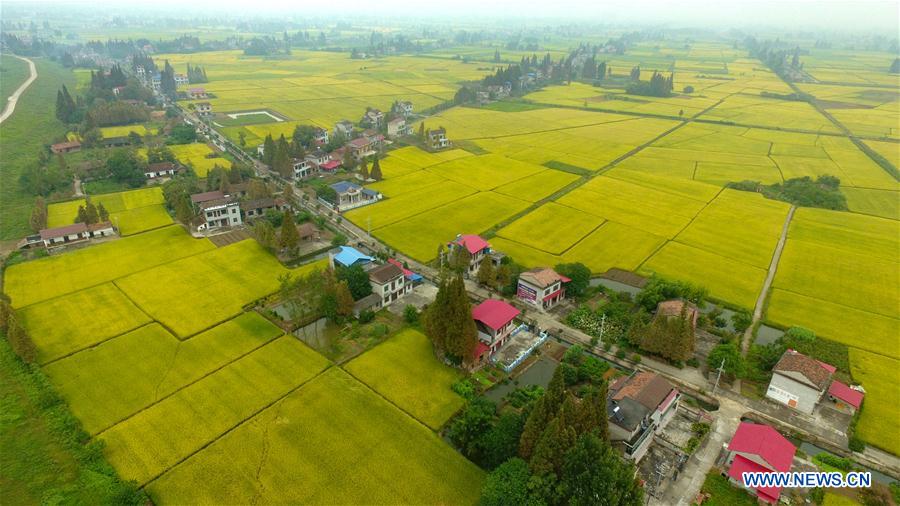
left=47, top=187, right=174, bottom=236
left=5, top=220, right=482, bottom=502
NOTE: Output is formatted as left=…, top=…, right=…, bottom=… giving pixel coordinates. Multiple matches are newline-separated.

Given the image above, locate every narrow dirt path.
left=0, top=55, right=37, bottom=124
left=742, top=205, right=796, bottom=355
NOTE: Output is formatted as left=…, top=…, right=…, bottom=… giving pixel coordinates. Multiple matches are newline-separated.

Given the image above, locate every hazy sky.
left=6, top=0, right=900, bottom=32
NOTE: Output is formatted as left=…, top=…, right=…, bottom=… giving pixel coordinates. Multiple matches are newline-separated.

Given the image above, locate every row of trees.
left=423, top=274, right=478, bottom=366
left=729, top=175, right=847, bottom=211
left=626, top=70, right=674, bottom=98
left=478, top=365, right=642, bottom=505
left=186, top=63, right=208, bottom=83
left=0, top=296, right=37, bottom=363
left=89, top=64, right=127, bottom=91
left=278, top=267, right=356, bottom=324
left=74, top=197, right=110, bottom=225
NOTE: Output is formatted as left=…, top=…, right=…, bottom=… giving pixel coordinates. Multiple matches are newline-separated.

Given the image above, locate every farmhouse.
left=725, top=422, right=796, bottom=504
left=471, top=299, right=521, bottom=366
left=297, top=222, right=320, bottom=242
left=448, top=234, right=491, bottom=277
left=101, top=136, right=131, bottom=148
left=368, top=263, right=413, bottom=308
left=391, top=100, right=413, bottom=117
left=50, top=140, right=81, bottom=154
left=174, top=73, right=189, bottom=86
left=305, top=149, right=330, bottom=168
left=349, top=135, right=382, bottom=160
left=655, top=299, right=699, bottom=330
left=240, top=198, right=287, bottom=220
left=144, top=161, right=181, bottom=178
left=517, top=267, right=570, bottom=309
left=765, top=349, right=835, bottom=414
left=334, top=120, right=355, bottom=139
left=188, top=87, right=208, bottom=99
left=827, top=380, right=865, bottom=415
left=607, top=371, right=680, bottom=462
left=38, top=221, right=116, bottom=248
left=327, top=181, right=382, bottom=212
left=361, top=108, right=385, bottom=128
left=190, top=191, right=242, bottom=231
left=319, top=159, right=341, bottom=173
left=293, top=159, right=315, bottom=179
left=387, top=117, right=410, bottom=138
left=313, top=127, right=329, bottom=146
left=150, top=73, right=161, bottom=90
left=329, top=245, right=374, bottom=269
left=257, top=143, right=266, bottom=157
left=426, top=127, right=450, bottom=150
left=387, top=258, right=424, bottom=284
left=195, top=102, right=212, bottom=117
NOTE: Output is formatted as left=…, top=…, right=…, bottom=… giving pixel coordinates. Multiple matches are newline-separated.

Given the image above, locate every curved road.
left=0, top=54, right=37, bottom=124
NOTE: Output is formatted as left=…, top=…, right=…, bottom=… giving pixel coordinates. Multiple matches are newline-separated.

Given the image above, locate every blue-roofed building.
left=329, top=246, right=374, bottom=269
left=322, top=181, right=382, bottom=212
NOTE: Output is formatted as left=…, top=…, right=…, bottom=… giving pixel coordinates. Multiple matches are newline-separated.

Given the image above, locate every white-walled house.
left=765, top=349, right=835, bottom=414
left=367, top=263, right=412, bottom=308
left=517, top=267, right=569, bottom=309
left=607, top=372, right=680, bottom=462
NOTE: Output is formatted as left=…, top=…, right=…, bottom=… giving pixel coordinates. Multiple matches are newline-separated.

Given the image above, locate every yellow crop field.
left=849, top=349, right=900, bottom=456
left=563, top=221, right=667, bottom=274
left=493, top=169, right=579, bottom=202
left=766, top=290, right=899, bottom=360
left=496, top=202, right=604, bottom=255
left=366, top=169, right=447, bottom=197
left=523, top=82, right=718, bottom=118
left=115, top=241, right=321, bottom=337
left=426, top=154, right=546, bottom=191
left=557, top=176, right=706, bottom=238
left=693, top=161, right=784, bottom=186
left=605, top=169, right=722, bottom=202
left=786, top=208, right=899, bottom=261
left=343, top=180, right=477, bottom=230
left=344, top=329, right=464, bottom=430
left=640, top=241, right=766, bottom=309
left=140, top=143, right=227, bottom=177
left=45, top=313, right=282, bottom=434
left=4, top=226, right=215, bottom=308
left=674, top=190, right=789, bottom=268
left=146, top=368, right=484, bottom=505
left=864, top=139, right=899, bottom=168
left=19, top=283, right=151, bottom=364
left=47, top=187, right=173, bottom=236
left=387, top=146, right=471, bottom=168
left=487, top=237, right=561, bottom=270
left=843, top=187, right=900, bottom=220
left=374, top=191, right=531, bottom=262
left=99, top=124, right=149, bottom=138
left=699, top=94, right=840, bottom=133
left=101, top=337, right=330, bottom=486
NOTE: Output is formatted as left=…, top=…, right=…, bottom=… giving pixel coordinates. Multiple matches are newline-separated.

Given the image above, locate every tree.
left=481, top=412, right=526, bottom=469
left=448, top=397, right=497, bottom=460
left=359, top=158, right=369, bottom=180
left=418, top=122, right=425, bottom=139
left=342, top=149, right=356, bottom=171
left=334, top=280, right=355, bottom=320
left=336, top=264, right=373, bottom=301
left=272, top=135, right=292, bottom=179
left=262, top=134, right=276, bottom=165
left=554, top=262, right=591, bottom=298
left=403, top=304, right=418, bottom=324
left=29, top=196, right=47, bottom=232
left=707, top=342, right=744, bottom=378
left=280, top=209, right=299, bottom=254
left=169, top=124, right=197, bottom=144
left=559, top=433, right=643, bottom=506
left=106, top=149, right=147, bottom=188
left=174, top=195, right=194, bottom=224
left=449, top=246, right=471, bottom=274
left=252, top=220, right=277, bottom=252
left=424, top=274, right=477, bottom=365
left=479, top=458, right=539, bottom=506
left=370, top=156, right=383, bottom=181
left=7, top=313, right=37, bottom=363
left=476, top=256, right=495, bottom=287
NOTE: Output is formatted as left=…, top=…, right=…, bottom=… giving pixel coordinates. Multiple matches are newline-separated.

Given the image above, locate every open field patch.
left=146, top=368, right=484, bottom=505
left=496, top=202, right=604, bottom=255
left=374, top=191, right=531, bottom=262
left=100, top=336, right=330, bottom=486
left=343, top=179, right=477, bottom=230
left=99, top=124, right=150, bottom=138
left=426, top=154, right=546, bottom=191
left=843, top=187, right=900, bottom=220
left=115, top=240, right=322, bottom=337
left=19, top=283, right=151, bottom=364
left=848, top=349, right=900, bottom=456
left=640, top=241, right=766, bottom=309
left=766, top=290, right=899, bottom=361
left=44, top=313, right=282, bottom=434
left=4, top=226, right=215, bottom=308
left=47, top=187, right=173, bottom=236
left=493, top=168, right=579, bottom=202
left=562, top=221, right=667, bottom=274
left=344, top=328, right=464, bottom=430
left=673, top=189, right=789, bottom=268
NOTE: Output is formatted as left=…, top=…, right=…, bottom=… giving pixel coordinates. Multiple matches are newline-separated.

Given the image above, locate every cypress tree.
left=359, top=158, right=369, bottom=180
left=370, top=156, right=383, bottom=181
left=280, top=209, right=299, bottom=253
left=262, top=134, right=276, bottom=166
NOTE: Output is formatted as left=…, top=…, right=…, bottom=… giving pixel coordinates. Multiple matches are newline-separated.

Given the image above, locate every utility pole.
left=712, top=357, right=726, bottom=396
left=598, top=313, right=606, bottom=345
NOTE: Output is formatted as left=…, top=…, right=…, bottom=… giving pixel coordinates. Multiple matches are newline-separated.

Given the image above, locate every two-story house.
left=426, top=127, right=450, bottom=150
left=326, top=182, right=382, bottom=212
left=608, top=371, right=680, bottom=462
left=448, top=234, right=491, bottom=277
left=190, top=191, right=242, bottom=231
left=293, top=159, right=314, bottom=180
left=517, top=267, right=570, bottom=309
left=386, top=117, right=410, bottom=138
left=313, top=127, right=329, bottom=146
left=725, top=422, right=796, bottom=504
left=765, top=349, right=835, bottom=414
left=368, top=263, right=412, bottom=308
left=361, top=108, right=384, bottom=128
left=471, top=299, right=521, bottom=366
left=391, top=100, right=413, bottom=117
left=334, top=120, right=355, bottom=139
left=305, top=149, right=330, bottom=168
left=195, top=102, right=212, bottom=117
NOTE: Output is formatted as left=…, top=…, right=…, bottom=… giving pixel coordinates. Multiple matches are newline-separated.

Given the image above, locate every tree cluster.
left=89, top=64, right=127, bottom=90
left=0, top=296, right=37, bottom=363
left=55, top=85, right=78, bottom=123
left=279, top=268, right=355, bottom=324
left=628, top=303, right=696, bottom=363
left=84, top=100, right=149, bottom=128
left=186, top=63, right=209, bottom=83
left=336, top=264, right=373, bottom=301
left=626, top=71, right=673, bottom=98
left=423, top=274, right=478, bottom=366
left=728, top=175, right=847, bottom=210
left=74, top=197, right=110, bottom=225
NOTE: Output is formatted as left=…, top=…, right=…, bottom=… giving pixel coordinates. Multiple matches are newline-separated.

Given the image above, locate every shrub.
left=358, top=309, right=375, bottom=324
left=848, top=437, right=866, bottom=452
left=631, top=353, right=641, bottom=363
left=615, top=350, right=626, bottom=359
left=403, top=304, right=418, bottom=324
left=451, top=379, right=476, bottom=400
left=369, top=323, right=388, bottom=338
left=686, top=357, right=700, bottom=368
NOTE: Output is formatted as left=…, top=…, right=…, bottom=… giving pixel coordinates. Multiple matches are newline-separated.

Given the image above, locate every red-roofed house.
left=827, top=380, right=865, bottom=415
left=517, top=267, right=570, bottom=309
left=766, top=349, right=835, bottom=414
left=448, top=234, right=491, bottom=277
left=471, top=299, right=521, bottom=366
left=725, top=422, right=796, bottom=504
left=50, top=140, right=81, bottom=154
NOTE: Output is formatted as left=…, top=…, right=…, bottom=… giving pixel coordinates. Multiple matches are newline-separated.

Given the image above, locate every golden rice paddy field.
left=6, top=218, right=482, bottom=502
left=137, top=143, right=230, bottom=177
left=47, top=187, right=173, bottom=236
